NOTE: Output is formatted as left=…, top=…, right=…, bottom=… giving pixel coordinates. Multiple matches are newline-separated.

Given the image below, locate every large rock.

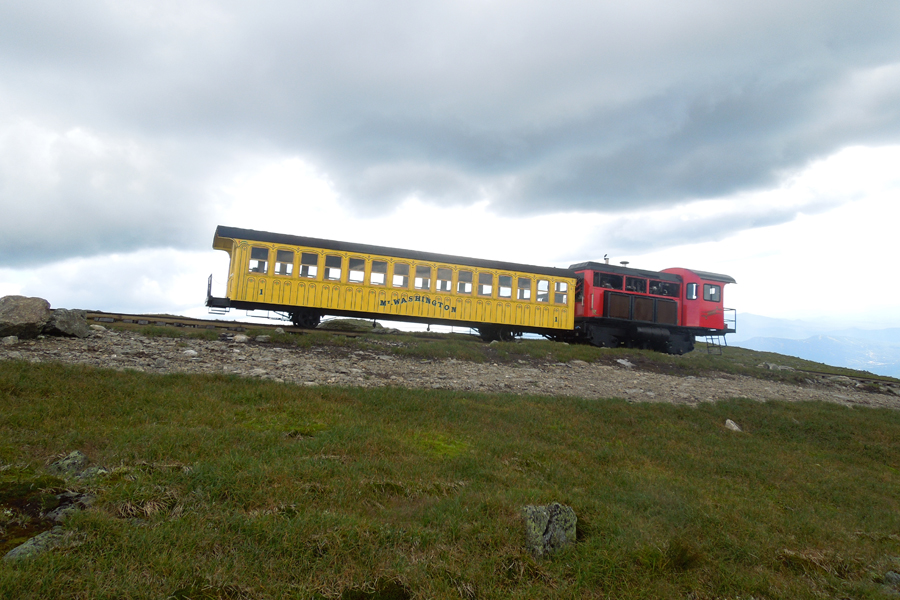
left=0, top=296, right=52, bottom=339
left=48, top=450, right=89, bottom=477
left=3, top=527, right=67, bottom=561
left=523, top=502, right=577, bottom=558
left=43, top=308, right=91, bottom=338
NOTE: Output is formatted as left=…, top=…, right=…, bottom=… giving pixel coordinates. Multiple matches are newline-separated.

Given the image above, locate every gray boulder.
left=3, top=527, right=67, bottom=561
left=523, top=502, right=577, bottom=558
left=0, top=295, right=52, bottom=339
left=43, top=308, right=91, bottom=338
left=48, top=451, right=89, bottom=477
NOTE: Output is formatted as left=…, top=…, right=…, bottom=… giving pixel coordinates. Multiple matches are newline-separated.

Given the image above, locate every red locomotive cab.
left=661, top=268, right=736, bottom=331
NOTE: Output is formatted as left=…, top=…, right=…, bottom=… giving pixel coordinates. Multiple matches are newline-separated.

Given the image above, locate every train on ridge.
left=206, top=225, right=736, bottom=354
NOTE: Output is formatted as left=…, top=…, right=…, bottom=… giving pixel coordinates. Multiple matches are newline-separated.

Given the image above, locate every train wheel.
left=291, top=309, right=321, bottom=329
left=587, top=324, right=618, bottom=348
left=478, top=326, right=516, bottom=342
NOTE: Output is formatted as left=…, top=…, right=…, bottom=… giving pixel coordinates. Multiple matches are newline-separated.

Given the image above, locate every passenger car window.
left=370, top=261, right=387, bottom=285
left=324, top=255, right=342, bottom=281
left=703, top=284, right=721, bottom=302
left=555, top=281, right=568, bottom=304
left=415, top=265, right=432, bottom=290
left=498, top=275, right=512, bottom=298
left=299, top=252, right=318, bottom=278
left=275, top=250, right=293, bottom=276
left=437, top=268, right=452, bottom=292
left=517, top=277, right=531, bottom=300
left=595, top=273, right=622, bottom=289
left=457, top=270, right=473, bottom=294
left=650, top=280, right=679, bottom=297
left=536, top=279, right=550, bottom=302
left=348, top=257, right=365, bottom=283
left=477, top=273, right=493, bottom=297
left=625, top=277, right=647, bottom=293
left=392, top=263, right=409, bottom=288
left=249, top=247, right=268, bottom=274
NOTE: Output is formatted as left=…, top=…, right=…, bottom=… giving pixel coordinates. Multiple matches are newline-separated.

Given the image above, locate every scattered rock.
left=523, top=502, right=577, bottom=558
left=255, top=335, right=271, bottom=342
left=616, top=359, right=634, bottom=368
left=43, top=309, right=91, bottom=338
left=724, top=419, right=742, bottom=432
left=885, top=570, right=900, bottom=587
left=3, top=526, right=68, bottom=561
left=183, top=349, right=199, bottom=356
left=0, top=295, right=53, bottom=339
left=758, top=362, right=796, bottom=371
left=274, top=327, right=285, bottom=334
left=46, top=491, right=96, bottom=522
left=76, top=466, right=109, bottom=481
left=233, top=334, right=250, bottom=343
left=2, top=328, right=899, bottom=409
left=1, top=335, right=18, bottom=346
left=569, top=359, right=588, bottom=366
left=89, top=324, right=107, bottom=332
left=48, top=450, right=89, bottom=476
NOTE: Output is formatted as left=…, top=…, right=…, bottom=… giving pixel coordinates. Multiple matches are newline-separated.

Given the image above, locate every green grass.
left=2, top=360, right=900, bottom=599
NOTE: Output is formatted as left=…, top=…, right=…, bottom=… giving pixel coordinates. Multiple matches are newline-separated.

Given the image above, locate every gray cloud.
left=2, top=0, right=900, bottom=265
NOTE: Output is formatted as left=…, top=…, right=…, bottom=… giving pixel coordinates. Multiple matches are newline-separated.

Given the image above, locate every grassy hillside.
left=2, top=355, right=900, bottom=599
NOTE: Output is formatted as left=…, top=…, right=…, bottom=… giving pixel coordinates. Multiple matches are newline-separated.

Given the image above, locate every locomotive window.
left=594, top=273, right=623, bottom=290
left=703, top=284, right=721, bottom=302
left=536, top=279, right=550, bottom=302
left=650, top=280, right=679, bottom=297
left=370, top=260, right=387, bottom=286
left=392, top=263, right=409, bottom=288
left=517, top=277, right=531, bottom=300
left=555, top=281, right=568, bottom=304
left=686, top=283, right=698, bottom=300
left=414, top=265, right=432, bottom=290
left=348, top=257, right=365, bottom=283
left=324, top=255, right=342, bottom=281
left=625, top=277, right=646, bottom=293
left=437, top=268, right=452, bottom=292
left=498, top=275, right=512, bottom=298
left=457, top=270, right=473, bottom=294
left=299, top=252, right=319, bottom=278
left=249, top=247, right=268, bottom=274
left=275, top=250, right=293, bottom=276
left=477, top=273, right=493, bottom=297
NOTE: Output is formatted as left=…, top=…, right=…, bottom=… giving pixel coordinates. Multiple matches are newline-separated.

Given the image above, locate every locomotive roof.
left=684, top=270, right=737, bottom=284
left=568, top=261, right=682, bottom=283
left=214, top=226, right=577, bottom=279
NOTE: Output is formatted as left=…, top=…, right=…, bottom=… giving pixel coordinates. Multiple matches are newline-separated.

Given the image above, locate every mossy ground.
left=1, top=348, right=899, bottom=598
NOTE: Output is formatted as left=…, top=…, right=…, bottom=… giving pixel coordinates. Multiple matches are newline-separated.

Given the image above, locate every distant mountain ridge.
left=728, top=314, right=900, bottom=378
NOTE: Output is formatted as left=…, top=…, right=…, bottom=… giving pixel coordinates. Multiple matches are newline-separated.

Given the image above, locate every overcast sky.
left=2, top=1, right=899, bottom=329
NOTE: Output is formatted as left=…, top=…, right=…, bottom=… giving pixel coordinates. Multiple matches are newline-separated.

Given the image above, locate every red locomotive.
left=568, top=261, right=736, bottom=354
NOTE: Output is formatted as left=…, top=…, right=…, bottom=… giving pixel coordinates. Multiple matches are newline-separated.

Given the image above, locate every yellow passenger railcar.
left=207, top=225, right=576, bottom=340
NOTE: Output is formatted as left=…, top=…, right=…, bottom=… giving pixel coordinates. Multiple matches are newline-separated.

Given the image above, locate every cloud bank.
left=2, top=0, right=900, bottom=265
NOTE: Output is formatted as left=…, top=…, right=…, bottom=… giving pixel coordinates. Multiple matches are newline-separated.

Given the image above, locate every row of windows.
left=594, top=273, right=681, bottom=297
left=594, top=272, right=722, bottom=303
left=686, top=283, right=721, bottom=303
left=246, top=247, right=569, bottom=304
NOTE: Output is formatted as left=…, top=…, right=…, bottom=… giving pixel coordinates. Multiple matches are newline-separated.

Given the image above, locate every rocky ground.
left=3, top=325, right=900, bottom=410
